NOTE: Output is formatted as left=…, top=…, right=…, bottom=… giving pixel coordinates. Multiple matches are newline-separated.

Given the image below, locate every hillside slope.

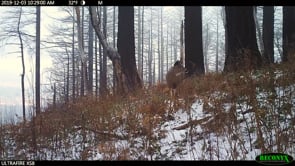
left=1, top=62, right=295, bottom=160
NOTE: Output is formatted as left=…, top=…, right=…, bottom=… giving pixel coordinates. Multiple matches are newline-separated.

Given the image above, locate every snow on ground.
left=158, top=100, right=262, bottom=160
left=1, top=83, right=295, bottom=160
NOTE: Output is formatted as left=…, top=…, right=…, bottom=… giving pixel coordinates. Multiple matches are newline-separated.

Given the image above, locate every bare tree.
left=99, top=6, right=107, bottom=96
left=148, top=8, right=153, bottom=86
left=75, top=7, right=87, bottom=96
left=141, top=7, right=144, bottom=82
left=17, top=7, right=26, bottom=122
left=90, top=7, right=142, bottom=95
left=72, top=7, right=76, bottom=100
left=203, top=23, right=210, bottom=73
left=180, top=20, right=184, bottom=67
left=137, top=6, right=143, bottom=81
left=87, top=13, right=94, bottom=93
left=36, top=6, right=41, bottom=115
left=0, top=7, right=36, bottom=122
left=112, top=6, right=117, bottom=93
left=215, top=11, right=220, bottom=72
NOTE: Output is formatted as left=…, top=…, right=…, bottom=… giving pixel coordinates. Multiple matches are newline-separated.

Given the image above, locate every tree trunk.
left=138, top=6, right=143, bottom=81
left=141, top=7, right=144, bottom=82
left=173, top=26, right=178, bottom=63
left=263, top=6, right=274, bottom=64
left=90, top=7, right=142, bottom=95
left=180, top=20, right=184, bottom=66
left=204, top=23, right=209, bottom=73
left=222, top=7, right=228, bottom=64
left=118, top=6, right=143, bottom=90
left=36, top=6, right=41, bottom=115
left=224, top=6, right=262, bottom=72
left=148, top=9, right=153, bottom=86
left=283, top=7, right=295, bottom=62
left=72, top=7, right=76, bottom=100
left=88, top=14, right=94, bottom=93
left=17, top=7, right=26, bottom=122
left=166, top=25, right=169, bottom=74
left=113, top=6, right=117, bottom=93
left=75, top=7, right=87, bottom=96
left=53, top=83, right=56, bottom=107
left=185, top=6, right=204, bottom=76
left=95, top=34, right=98, bottom=97
left=157, top=7, right=161, bottom=82
left=160, top=7, right=164, bottom=82
left=215, top=13, right=219, bottom=72
left=66, top=48, right=70, bottom=102
left=254, top=7, right=264, bottom=55
left=100, top=6, right=107, bottom=96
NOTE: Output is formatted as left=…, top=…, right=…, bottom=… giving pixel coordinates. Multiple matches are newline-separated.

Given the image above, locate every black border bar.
left=1, top=160, right=294, bottom=166
left=1, top=0, right=295, bottom=6
left=32, top=160, right=293, bottom=166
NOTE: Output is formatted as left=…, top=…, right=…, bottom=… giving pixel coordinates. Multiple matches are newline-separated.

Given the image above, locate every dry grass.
left=1, top=60, right=295, bottom=160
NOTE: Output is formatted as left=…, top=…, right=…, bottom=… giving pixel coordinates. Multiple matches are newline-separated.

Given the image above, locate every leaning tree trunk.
left=89, top=7, right=142, bottom=95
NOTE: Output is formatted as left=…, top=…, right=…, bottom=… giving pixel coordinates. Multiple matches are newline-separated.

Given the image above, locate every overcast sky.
left=0, top=6, right=184, bottom=107
left=0, top=7, right=59, bottom=106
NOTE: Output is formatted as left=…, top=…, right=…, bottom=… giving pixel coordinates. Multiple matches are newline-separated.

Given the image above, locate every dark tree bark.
left=95, top=35, right=98, bottom=97
left=138, top=6, right=143, bottom=81
left=204, top=23, right=210, bottom=73
left=113, top=6, right=117, bottom=93
left=283, top=7, right=295, bottom=62
left=263, top=6, right=274, bottom=64
left=88, top=15, right=94, bottom=93
left=90, top=7, right=142, bottom=95
left=224, top=6, right=262, bottom=72
left=16, top=7, right=26, bottom=122
left=72, top=7, right=76, bottom=100
left=66, top=48, right=70, bottom=103
left=53, top=83, right=56, bottom=107
left=148, top=8, right=153, bottom=86
left=157, top=7, right=161, bottom=82
left=180, top=20, right=184, bottom=66
left=141, top=7, right=144, bottom=81
left=99, top=6, right=107, bottom=96
left=118, top=6, right=142, bottom=91
left=185, top=6, right=204, bottom=76
left=75, top=7, right=87, bottom=96
left=36, top=6, right=41, bottom=115
left=215, top=13, right=219, bottom=72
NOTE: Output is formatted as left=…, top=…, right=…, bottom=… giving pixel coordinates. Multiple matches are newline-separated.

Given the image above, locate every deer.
left=166, top=60, right=187, bottom=97
left=165, top=60, right=187, bottom=118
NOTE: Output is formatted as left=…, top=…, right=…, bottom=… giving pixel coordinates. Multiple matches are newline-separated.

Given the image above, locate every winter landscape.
left=0, top=6, right=294, bottom=161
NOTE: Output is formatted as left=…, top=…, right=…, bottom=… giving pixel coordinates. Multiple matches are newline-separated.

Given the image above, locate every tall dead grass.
left=1, top=60, right=295, bottom=160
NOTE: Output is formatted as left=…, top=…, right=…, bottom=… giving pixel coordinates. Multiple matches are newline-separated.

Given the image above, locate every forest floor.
left=1, top=60, right=295, bottom=160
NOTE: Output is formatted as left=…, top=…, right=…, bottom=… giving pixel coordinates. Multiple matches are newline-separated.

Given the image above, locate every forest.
left=0, top=6, right=294, bottom=160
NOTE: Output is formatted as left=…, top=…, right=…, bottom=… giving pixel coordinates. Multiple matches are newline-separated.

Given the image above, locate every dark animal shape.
left=166, top=60, right=186, bottom=89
